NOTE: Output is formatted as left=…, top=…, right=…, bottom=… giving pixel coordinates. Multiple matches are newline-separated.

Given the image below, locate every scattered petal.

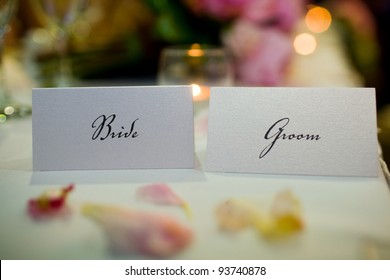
left=27, top=184, right=74, bottom=219
left=215, top=198, right=259, bottom=232
left=259, top=189, right=304, bottom=239
left=137, top=183, right=192, bottom=218
left=216, top=190, right=304, bottom=240
left=82, top=203, right=193, bottom=257
left=137, top=183, right=183, bottom=205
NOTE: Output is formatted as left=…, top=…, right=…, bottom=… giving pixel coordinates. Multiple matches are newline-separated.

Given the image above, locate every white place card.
left=33, top=86, right=194, bottom=171
left=205, top=87, right=378, bottom=177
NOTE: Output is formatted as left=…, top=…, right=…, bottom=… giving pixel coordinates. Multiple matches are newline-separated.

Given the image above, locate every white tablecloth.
left=1, top=113, right=390, bottom=260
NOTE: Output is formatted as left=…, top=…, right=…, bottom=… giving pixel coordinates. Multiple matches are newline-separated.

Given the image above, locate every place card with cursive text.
left=33, top=86, right=194, bottom=171
left=205, top=87, right=378, bottom=177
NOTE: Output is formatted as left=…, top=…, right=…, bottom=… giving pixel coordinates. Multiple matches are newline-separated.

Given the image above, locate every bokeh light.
left=294, top=33, right=317, bottom=55
left=305, top=6, right=332, bottom=33
left=4, top=106, right=15, bottom=115
left=0, top=114, right=6, bottom=123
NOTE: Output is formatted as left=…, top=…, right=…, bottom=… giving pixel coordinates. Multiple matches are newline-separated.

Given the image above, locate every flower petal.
left=137, top=183, right=192, bottom=218
left=82, top=203, right=193, bottom=257
left=27, top=184, right=74, bottom=219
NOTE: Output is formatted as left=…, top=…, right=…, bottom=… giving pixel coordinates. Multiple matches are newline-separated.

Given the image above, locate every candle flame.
left=192, top=84, right=202, bottom=97
left=187, top=44, right=204, bottom=57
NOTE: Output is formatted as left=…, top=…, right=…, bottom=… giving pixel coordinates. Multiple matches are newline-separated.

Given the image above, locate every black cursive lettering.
left=91, top=114, right=139, bottom=140
left=259, top=117, right=320, bottom=159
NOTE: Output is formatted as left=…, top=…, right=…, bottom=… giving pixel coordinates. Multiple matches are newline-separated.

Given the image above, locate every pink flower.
left=224, top=22, right=292, bottom=85
left=222, top=20, right=264, bottom=58
left=273, top=0, right=306, bottom=32
left=186, top=0, right=305, bottom=30
left=194, top=0, right=250, bottom=20
left=240, top=0, right=276, bottom=23
left=240, top=0, right=306, bottom=31
left=236, top=28, right=292, bottom=86
left=184, top=0, right=306, bottom=85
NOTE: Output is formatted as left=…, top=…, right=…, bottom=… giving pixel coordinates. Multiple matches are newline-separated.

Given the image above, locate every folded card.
left=205, top=87, right=378, bottom=177
left=33, top=86, right=194, bottom=171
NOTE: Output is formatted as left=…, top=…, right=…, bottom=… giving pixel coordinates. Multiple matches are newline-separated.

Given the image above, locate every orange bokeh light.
left=305, top=6, right=332, bottom=33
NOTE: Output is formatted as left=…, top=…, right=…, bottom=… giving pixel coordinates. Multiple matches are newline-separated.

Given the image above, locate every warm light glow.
left=305, top=6, right=332, bottom=33
left=294, top=33, right=317, bottom=55
left=191, top=84, right=210, bottom=101
left=187, top=43, right=204, bottom=57
left=192, top=84, right=202, bottom=97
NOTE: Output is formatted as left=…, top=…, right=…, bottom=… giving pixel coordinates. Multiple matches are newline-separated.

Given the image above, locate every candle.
left=192, top=84, right=210, bottom=102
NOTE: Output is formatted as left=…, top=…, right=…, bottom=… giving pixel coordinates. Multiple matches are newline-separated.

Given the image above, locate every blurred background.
left=2, top=0, right=390, bottom=163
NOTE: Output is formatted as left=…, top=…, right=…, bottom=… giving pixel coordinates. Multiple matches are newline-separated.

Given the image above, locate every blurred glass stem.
left=52, top=26, right=72, bottom=86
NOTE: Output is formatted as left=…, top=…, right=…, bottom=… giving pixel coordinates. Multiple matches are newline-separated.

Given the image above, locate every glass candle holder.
left=157, top=44, right=233, bottom=101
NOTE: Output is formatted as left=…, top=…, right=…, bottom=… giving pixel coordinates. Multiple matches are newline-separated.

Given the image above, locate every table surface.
left=1, top=109, right=390, bottom=260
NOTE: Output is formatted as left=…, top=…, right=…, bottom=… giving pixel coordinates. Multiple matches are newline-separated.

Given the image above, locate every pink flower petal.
left=137, top=183, right=185, bottom=206
left=82, top=203, right=193, bottom=257
left=137, top=183, right=192, bottom=218
left=27, top=184, right=74, bottom=219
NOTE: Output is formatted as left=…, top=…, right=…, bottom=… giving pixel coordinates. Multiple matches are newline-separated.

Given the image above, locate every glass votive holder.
left=157, top=44, right=233, bottom=101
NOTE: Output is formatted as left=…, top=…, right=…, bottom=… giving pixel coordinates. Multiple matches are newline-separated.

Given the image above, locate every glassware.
left=29, top=0, right=88, bottom=87
left=0, top=0, right=30, bottom=121
left=157, top=44, right=234, bottom=102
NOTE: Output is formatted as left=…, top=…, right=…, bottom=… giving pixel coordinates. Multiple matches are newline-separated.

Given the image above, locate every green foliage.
left=145, top=0, right=221, bottom=45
